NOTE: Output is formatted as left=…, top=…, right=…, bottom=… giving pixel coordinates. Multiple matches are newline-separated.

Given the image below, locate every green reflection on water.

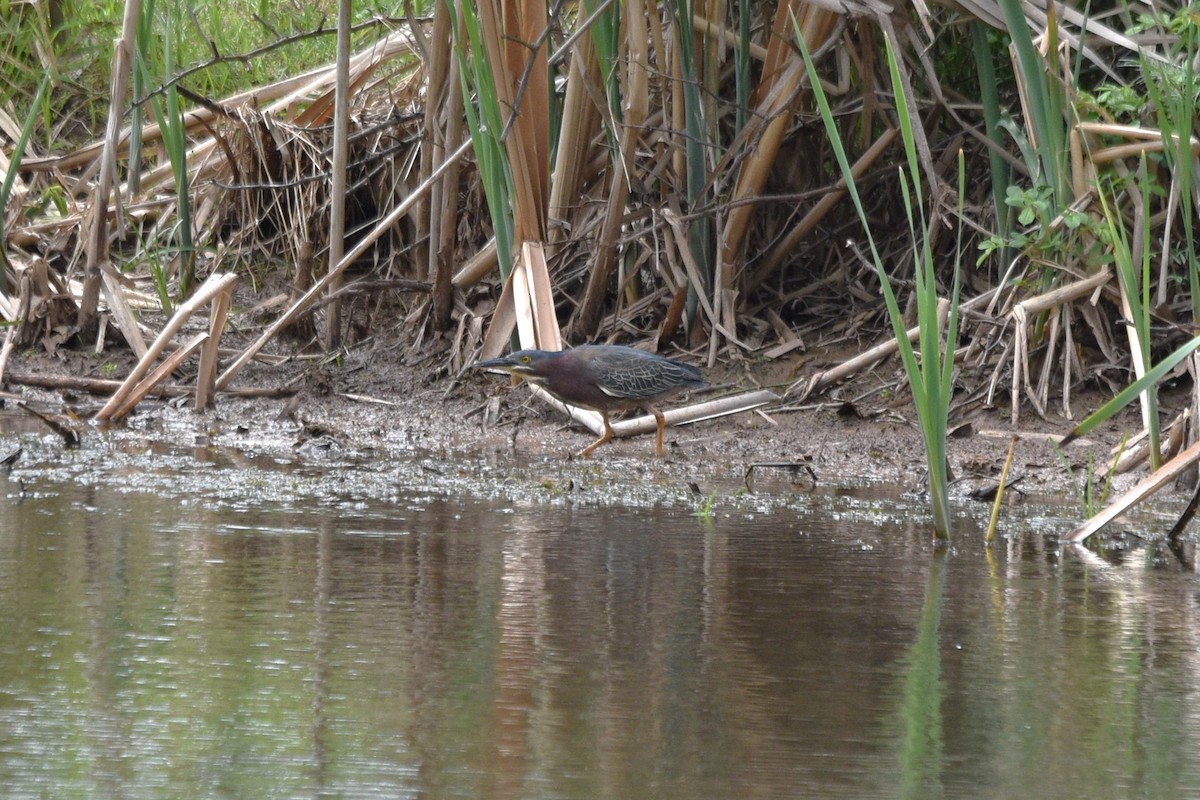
left=1, top=462, right=1199, bottom=800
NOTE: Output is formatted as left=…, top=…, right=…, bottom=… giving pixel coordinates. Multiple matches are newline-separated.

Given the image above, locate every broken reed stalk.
left=530, top=385, right=779, bottom=442
left=194, top=282, right=234, bottom=410
left=451, top=239, right=499, bottom=289
left=215, top=138, right=472, bottom=391
left=984, top=435, right=1019, bottom=544
left=1067, top=438, right=1200, bottom=543
left=107, top=332, right=209, bottom=422
left=94, top=271, right=239, bottom=422
left=479, top=241, right=561, bottom=359
left=79, top=0, right=142, bottom=336
left=0, top=326, right=15, bottom=387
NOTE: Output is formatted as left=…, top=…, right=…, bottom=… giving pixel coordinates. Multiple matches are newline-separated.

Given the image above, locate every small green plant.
left=693, top=491, right=718, bottom=520
left=976, top=194, right=1101, bottom=281
left=1055, top=437, right=1125, bottom=517
left=1086, top=83, right=1145, bottom=121
left=27, top=184, right=69, bottom=220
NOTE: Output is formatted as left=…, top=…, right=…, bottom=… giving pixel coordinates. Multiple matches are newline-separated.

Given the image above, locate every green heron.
left=472, top=344, right=705, bottom=457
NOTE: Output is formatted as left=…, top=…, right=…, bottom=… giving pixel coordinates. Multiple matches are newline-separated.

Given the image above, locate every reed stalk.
left=1097, top=163, right=1161, bottom=470
left=449, top=0, right=516, bottom=280
left=797, top=27, right=963, bottom=542
left=323, top=0, right=353, bottom=350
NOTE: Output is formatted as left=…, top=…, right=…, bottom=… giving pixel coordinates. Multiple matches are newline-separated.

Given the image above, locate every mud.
left=0, top=332, right=1162, bottom=525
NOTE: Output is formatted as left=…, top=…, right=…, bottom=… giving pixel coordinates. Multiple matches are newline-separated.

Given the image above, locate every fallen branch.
left=532, top=386, right=780, bottom=442
left=4, top=371, right=298, bottom=398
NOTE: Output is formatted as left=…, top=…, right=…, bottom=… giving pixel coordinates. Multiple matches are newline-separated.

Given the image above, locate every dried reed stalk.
left=216, top=139, right=472, bottom=390
left=323, top=0, right=354, bottom=349
left=94, top=271, right=238, bottom=422
left=195, top=280, right=235, bottom=410
left=719, top=2, right=838, bottom=291
left=423, top=0, right=466, bottom=330
left=1067, top=438, right=1200, bottom=543
left=79, top=0, right=142, bottom=335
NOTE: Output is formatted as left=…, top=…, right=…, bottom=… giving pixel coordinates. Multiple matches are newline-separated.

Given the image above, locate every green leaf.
left=1061, top=335, right=1200, bottom=446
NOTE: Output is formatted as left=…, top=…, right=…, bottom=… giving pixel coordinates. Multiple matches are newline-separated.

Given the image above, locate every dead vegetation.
left=0, top=0, right=1197, bottom=506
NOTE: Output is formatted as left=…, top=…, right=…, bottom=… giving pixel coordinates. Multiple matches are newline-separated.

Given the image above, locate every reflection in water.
left=1, top=465, right=1200, bottom=799
left=897, top=549, right=947, bottom=800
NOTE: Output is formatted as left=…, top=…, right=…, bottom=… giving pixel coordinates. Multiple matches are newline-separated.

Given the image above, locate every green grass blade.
left=970, top=22, right=1012, bottom=277
left=134, top=54, right=178, bottom=312
left=669, top=0, right=713, bottom=304
left=0, top=72, right=50, bottom=294
left=734, top=0, right=751, bottom=134
left=447, top=0, right=515, bottom=279
left=996, top=0, right=1069, bottom=203
left=1095, top=158, right=1160, bottom=468
left=162, top=2, right=194, bottom=297
left=1061, top=335, right=1200, bottom=446
left=795, top=22, right=958, bottom=541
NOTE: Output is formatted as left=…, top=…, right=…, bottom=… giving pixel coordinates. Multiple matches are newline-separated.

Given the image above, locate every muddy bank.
left=0, top=336, right=1163, bottom=527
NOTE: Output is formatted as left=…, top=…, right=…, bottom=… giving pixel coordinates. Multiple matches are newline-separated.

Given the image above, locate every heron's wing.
left=593, top=349, right=702, bottom=401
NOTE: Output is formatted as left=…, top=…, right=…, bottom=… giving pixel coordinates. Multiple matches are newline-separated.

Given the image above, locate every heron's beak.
left=471, top=356, right=535, bottom=379
left=473, top=356, right=515, bottom=371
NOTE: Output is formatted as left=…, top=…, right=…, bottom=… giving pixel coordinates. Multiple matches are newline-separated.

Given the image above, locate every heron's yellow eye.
left=521, top=355, right=531, bottom=364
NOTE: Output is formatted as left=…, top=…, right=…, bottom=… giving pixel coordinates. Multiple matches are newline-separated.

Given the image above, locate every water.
left=1, top=428, right=1199, bottom=799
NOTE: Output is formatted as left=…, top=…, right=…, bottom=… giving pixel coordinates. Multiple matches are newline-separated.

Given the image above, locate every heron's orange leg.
left=579, top=413, right=614, bottom=458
